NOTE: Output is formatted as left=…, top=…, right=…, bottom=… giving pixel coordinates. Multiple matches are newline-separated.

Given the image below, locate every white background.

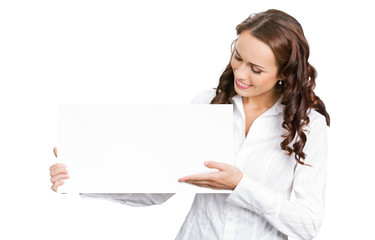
left=0, top=0, right=374, bottom=239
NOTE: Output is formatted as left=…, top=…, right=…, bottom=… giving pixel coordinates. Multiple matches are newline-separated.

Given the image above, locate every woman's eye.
left=251, top=67, right=261, bottom=74
left=234, top=54, right=242, bottom=61
left=234, top=54, right=262, bottom=74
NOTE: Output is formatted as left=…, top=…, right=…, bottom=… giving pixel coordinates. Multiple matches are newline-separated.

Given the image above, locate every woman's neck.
left=241, top=91, right=281, bottom=111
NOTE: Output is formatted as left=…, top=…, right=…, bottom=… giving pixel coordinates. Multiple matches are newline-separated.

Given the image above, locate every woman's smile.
left=235, top=78, right=253, bottom=89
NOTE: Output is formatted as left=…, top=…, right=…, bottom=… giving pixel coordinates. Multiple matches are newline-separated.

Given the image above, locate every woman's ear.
left=277, top=73, right=285, bottom=81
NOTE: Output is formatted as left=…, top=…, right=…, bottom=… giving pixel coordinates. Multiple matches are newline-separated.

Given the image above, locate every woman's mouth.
left=235, top=78, right=253, bottom=89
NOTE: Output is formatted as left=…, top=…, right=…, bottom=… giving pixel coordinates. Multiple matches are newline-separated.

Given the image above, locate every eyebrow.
left=234, top=47, right=265, bottom=70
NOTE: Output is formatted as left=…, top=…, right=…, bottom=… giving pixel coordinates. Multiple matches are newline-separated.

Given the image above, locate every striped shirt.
left=81, top=88, right=328, bottom=240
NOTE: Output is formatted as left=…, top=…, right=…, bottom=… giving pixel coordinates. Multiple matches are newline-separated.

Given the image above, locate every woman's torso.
left=175, top=89, right=297, bottom=240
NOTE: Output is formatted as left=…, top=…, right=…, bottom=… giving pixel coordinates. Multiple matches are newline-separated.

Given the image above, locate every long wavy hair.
left=211, top=9, right=330, bottom=166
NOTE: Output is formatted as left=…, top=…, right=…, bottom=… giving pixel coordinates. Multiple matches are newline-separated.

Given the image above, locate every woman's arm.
left=50, top=150, right=175, bottom=207
left=226, top=115, right=328, bottom=240
left=79, top=193, right=175, bottom=207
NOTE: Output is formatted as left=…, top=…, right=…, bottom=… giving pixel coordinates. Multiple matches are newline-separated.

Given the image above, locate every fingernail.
left=204, top=161, right=209, bottom=166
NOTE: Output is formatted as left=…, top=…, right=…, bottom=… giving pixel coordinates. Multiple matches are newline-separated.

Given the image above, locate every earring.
left=279, top=80, right=282, bottom=85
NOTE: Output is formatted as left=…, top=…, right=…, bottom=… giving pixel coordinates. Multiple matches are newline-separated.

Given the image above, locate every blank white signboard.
left=57, top=104, right=233, bottom=193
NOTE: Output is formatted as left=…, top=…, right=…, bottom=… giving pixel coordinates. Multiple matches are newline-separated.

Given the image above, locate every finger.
left=179, top=172, right=217, bottom=182
left=184, top=181, right=221, bottom=190
left=204, top=161, right=230, bottom=171
left=50, top=166, right=68, bottom=177
left=49, top=163, right=66, bottom=172
left=50, top=173, right=70, bottom=184
left=184, top=180, right=213, bottom=185
left=53, top=147, right=57, bottom=158
left=51, top=180, right=64, bottom=192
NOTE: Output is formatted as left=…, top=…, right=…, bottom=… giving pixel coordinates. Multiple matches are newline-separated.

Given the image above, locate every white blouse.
left=80, top=88, right=328, bottom=240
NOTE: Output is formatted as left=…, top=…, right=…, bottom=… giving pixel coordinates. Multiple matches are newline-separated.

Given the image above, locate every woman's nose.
left=234, top=63, right=250, bottom=79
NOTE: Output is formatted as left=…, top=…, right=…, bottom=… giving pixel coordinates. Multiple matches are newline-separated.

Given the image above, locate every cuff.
left=226, top=174, right=282, bottom=216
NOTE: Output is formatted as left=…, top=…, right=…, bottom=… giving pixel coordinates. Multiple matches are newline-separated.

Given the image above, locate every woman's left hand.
left=178, top=161, right=243, bottom=190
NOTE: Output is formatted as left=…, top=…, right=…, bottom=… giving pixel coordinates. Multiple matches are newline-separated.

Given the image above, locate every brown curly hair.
left=210, top=9, right=330, bottom=166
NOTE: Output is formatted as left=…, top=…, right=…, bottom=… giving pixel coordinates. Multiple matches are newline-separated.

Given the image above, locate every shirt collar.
left=230, top=94, right=284, bottom=118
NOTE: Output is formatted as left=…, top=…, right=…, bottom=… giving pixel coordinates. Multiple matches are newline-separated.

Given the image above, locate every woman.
left=50, top=9, right=330, bottom=240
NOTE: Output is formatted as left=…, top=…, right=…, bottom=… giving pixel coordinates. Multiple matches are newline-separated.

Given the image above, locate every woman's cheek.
left=230, top=59, right=237, bottom=70
left=254, top=74, right=270, bottom=85
left=250, top=73, right=261, bottom=84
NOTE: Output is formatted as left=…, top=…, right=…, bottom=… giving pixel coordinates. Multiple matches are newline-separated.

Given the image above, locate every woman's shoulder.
left=308, top=108, right=326, bottom=123
left=306, top=108, right=328, bottom=132
left=190, top=88, right=217, bottom=104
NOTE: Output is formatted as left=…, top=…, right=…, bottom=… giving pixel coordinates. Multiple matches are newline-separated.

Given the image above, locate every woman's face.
left=231, top=31, right=283, bottom=101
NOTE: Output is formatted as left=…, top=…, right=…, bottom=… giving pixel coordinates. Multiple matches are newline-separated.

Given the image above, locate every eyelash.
left=234, top=54, right=262, bottom=74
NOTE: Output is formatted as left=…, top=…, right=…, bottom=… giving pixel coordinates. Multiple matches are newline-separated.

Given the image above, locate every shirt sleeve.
left=189, top=88, right=216, bottom=104
left=79, top=193, right=175, bottom=207
left=225, top=113, right=328, bottom=240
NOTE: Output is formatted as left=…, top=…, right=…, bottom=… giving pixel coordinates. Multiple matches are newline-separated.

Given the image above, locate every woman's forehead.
left=236, top=31, right=277, bottom=70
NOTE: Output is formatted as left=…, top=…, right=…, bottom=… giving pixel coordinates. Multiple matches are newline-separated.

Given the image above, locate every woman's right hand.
left=50, top=147, right=70, bottom=192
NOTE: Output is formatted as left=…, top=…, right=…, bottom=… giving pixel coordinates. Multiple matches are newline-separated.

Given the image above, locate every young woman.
left=50, top=9, right=330, bottom=240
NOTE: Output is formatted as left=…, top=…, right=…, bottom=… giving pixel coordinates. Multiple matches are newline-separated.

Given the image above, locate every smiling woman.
left=212, top=9, right=330, bottom=165
left=50, top=9, right=330, bottom=240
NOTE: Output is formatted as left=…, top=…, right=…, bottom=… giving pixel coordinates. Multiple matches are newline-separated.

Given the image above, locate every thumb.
left=53, top=147, right=57, bottom=158
left=204, top=161, right=229, bottom=171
